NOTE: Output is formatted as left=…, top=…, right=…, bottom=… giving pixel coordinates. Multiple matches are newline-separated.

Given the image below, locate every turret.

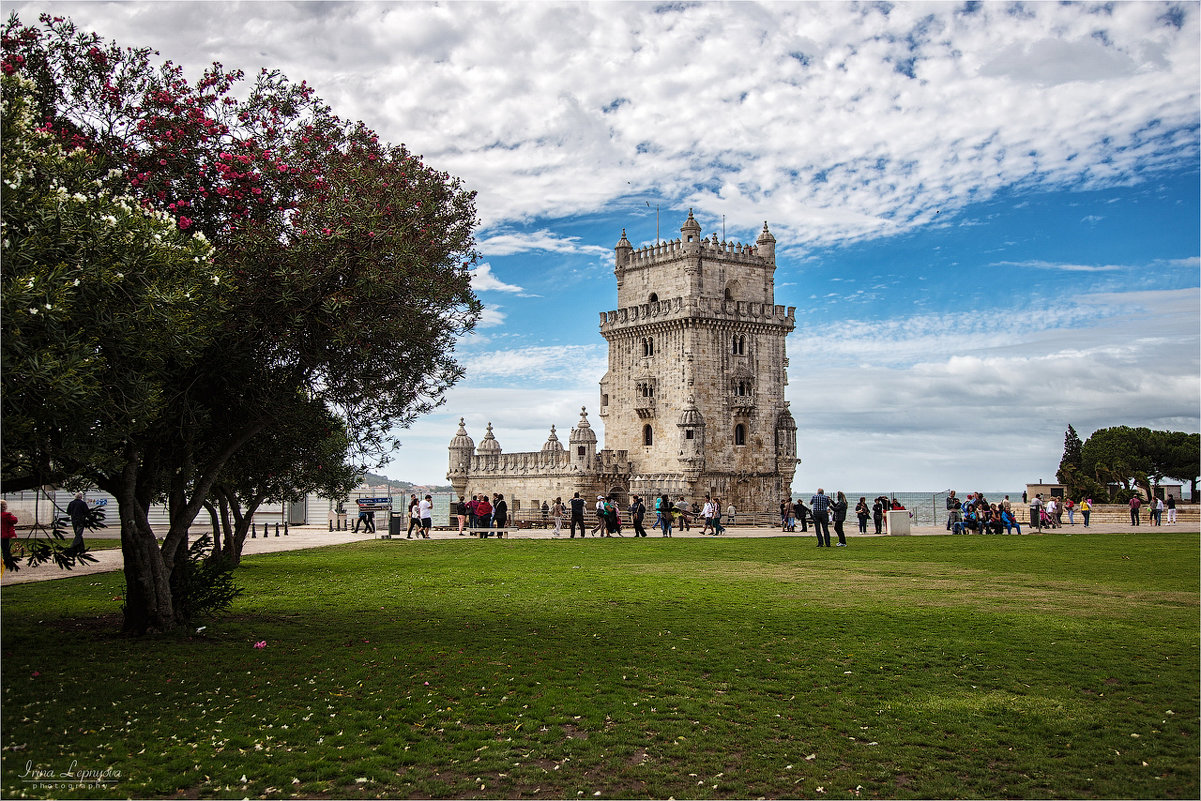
left=681, top=208, right=702, bottom=243
left=541, top=424, right=565, bottom=466
left=677, top=397, right=706, bottom=472
left=568, top=407, right=597, bottom=468
left=447, top=417, right=476, bottom=499
left=755, top=221, right=776, bottom=264
left=476, top=422, right=501, bottom=471
left=614, top=228, right=633, bottom=292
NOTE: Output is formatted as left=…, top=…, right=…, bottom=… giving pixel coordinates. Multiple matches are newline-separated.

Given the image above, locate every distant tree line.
left=1057, top=424, right=1199, bottom=503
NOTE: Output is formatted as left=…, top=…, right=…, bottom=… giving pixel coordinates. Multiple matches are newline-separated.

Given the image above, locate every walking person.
left=712, top=498, right=726, bottom=535
left=455, top=496, right=468, bottom=535
left=1153, top=496, right=1164, bottom=526
left=1167, top=494, right=1176, bottom=524
left=1128, top=495, right=1141, bottom=526
left=406, top=494, right=421, bottom=538
left=492, top=493, right=508, bottom=538
left=591, top=496, right=607, bottom=536
left=780, top=499, right=791, bottom=532
left=651, top=496, right=662, bottom=530
left=726, top=502, right=736, bottom=526
left=1065, top=497, right=1076, bottom=525
left=831, top=491, right=848, bottom=546
left=701, top=496, right=716, bottom=535
left=66, top=492, right=89, bottom=554
left=418, top=494, right=433, bottom=538
left=810, top=488, right=832, bottom=547
left=602, top=496, right=622, bottom=537
left=552, top=497, right=565, bottom=536
left=2, top=500, right=18, bottom=572
left=1080, top=497, right=1091, bottom=527
left=855, top=497, right=870, bottom=533
left=872, top=497, right=884, bottom=535
left=631, top=495, right=647, bottom=537
left=676, top=497, right=691, bottom=532
left=660, top=495, right=674, bottom=537
left=569, top=492, right=586, bottom=538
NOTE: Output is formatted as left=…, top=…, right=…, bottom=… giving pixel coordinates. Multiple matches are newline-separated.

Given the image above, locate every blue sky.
left=17, top=1, right=1200, bottom=494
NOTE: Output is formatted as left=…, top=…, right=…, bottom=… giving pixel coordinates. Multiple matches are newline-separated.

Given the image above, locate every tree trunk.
left=112, top=464, right=180, bottom=634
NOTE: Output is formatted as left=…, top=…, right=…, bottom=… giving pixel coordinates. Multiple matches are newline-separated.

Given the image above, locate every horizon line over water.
left=822, top=491, right=1026, bottom=528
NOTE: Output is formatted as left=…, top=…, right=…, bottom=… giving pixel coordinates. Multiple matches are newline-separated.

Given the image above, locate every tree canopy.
left=2, top=13, right=481, bottom=632
left=1078, top=426, right=1199, bottom=501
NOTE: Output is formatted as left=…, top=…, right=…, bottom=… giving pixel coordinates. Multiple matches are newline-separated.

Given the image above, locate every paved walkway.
left=2, top=519, right=1192, bottom=585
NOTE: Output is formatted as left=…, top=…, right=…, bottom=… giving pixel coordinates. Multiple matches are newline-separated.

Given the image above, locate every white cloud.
left=991, top=259, right=1125, bottom=272
left=460, top=344, right=606, bottom=386
left=469, top=262, right=525, bottom=293
left=478, top=229, right=611, bottom=257
left=22, top=1, right=1197, bottom=245
left=788, top=288, right=1199, bottom=490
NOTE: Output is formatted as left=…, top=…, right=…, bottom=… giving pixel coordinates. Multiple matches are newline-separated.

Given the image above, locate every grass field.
left=1, top=533, right=1197, bottom=799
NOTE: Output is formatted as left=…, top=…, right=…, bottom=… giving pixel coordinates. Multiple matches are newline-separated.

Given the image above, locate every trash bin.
left=388, top=513, right=402, bottom=539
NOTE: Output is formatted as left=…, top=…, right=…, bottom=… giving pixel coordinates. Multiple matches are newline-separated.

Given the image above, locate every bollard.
left=329, top=518, right=333, bottom=532
left=251, top=523, right=256, bottom=539
left=264, top=521, right=269, bottom=539
left=283, top=521, right=288, bottom=536
left=274, top=522, right=280, bottom=537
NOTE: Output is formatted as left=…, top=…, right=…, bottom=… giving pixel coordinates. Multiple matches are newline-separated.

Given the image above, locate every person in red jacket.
left=2, top=500, right=18, bottom=572
left=475, top=495, right=493, bottom=537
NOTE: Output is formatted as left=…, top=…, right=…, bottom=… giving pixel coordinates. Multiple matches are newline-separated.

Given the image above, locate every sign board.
left=356, top=497, right=393, bottom=512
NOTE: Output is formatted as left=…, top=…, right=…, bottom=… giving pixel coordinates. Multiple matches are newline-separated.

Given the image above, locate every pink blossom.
left=178, top=216, right=192, bottom=230
left=253, top=641, right=266, bottom=649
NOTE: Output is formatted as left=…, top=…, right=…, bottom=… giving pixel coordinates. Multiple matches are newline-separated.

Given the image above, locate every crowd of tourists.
left=944, top=491, right=1028, bottom=534
left=779, top=492, right=906, bottom=545
left=444, top=492, right=736, bottom=539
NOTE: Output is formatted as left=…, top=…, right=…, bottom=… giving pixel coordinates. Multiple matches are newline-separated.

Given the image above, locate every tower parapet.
left=599, top=296, right=796, bottom=334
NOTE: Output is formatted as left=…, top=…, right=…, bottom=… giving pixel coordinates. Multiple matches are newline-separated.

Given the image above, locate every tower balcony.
left=634, top=398, right=656, bottom=418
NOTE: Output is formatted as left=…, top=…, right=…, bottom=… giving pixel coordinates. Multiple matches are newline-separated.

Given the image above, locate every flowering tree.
left=2, top=14, right=481, bottom=632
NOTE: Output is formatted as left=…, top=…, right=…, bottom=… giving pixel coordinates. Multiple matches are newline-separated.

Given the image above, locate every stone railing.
left=600, top=296, right=795, bottom=331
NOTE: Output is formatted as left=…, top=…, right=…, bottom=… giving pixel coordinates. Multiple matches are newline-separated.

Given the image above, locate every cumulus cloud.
left=789, top=288, right=1199, bottom=489
left=478, top=229, right=611, bottom=257
left=460, top=344, right=606, bottom=386
left=21, top=1, right=1197, bottom=244
left=469, top=262, right=525, bottom=294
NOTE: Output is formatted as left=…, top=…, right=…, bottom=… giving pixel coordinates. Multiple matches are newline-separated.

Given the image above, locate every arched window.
left=732, top=335, right=745, bottom=355
left=648, top=292, right=658, bottom=303
left=734, top=424, right=746, bottom=446
left=724, top=287, right=733, bottom=300
left=643, top=425, right=654, bottom=446
left=736, top=381, right=748, bottom=397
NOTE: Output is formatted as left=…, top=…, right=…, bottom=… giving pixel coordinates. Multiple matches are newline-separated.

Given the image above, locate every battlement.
left=619, top=235, right=768, bottom=269
left=599, top=296, right=796, bottom=333
left=460, top=448, right=632, bottom=477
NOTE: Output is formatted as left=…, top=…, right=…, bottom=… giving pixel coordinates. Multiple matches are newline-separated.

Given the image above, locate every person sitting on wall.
left=1000, top=508, right=1022, bottom=535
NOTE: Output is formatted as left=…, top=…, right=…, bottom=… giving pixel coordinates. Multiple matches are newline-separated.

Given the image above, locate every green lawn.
left=2, top=534, right=1197, bottom=799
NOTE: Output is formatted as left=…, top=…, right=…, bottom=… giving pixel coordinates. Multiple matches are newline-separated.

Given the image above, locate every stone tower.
left=598, top=210, right=798, bottom=510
